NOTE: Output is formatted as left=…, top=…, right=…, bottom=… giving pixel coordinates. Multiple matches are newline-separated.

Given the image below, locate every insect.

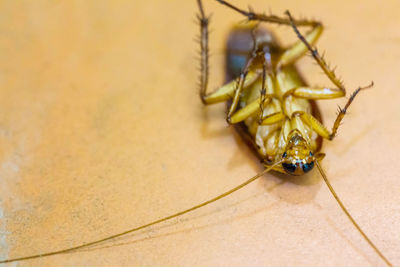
left=0, top=0, right=392, bottom=266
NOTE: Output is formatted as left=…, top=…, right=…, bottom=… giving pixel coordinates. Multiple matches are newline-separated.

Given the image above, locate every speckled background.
left=0, top=0, right=399, bottom=266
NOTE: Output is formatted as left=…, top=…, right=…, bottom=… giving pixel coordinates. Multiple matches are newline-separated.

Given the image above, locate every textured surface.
left=0, top=0, right=399, bottom=266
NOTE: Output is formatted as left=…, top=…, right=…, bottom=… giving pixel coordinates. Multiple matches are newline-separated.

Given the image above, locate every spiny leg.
left=215, top=0, right=319, bottom=27
left=330, top=82, right=373, bottom=139
left=287, top=83, right=372, bottom=140
left=214, top=0, right=324, bottom=70
left=197, top=0, right=210, bottom=104
left=258, top=44, right=274, bottom=124
left=227, top=24, right=259, bottom=121
left=198, top=17, right=263, bottom=121
left=258, top=78, right=284, bottom=126
left=285, top=10, right=345, bottom=94
left=215, top=0, right=323, bottom=71
left=277, top=23, right=323, bottom=68
left=197, top=0, right=260, bottom=106
left=258, top=61, right=268, bottom=123
left=227, top=57, right=277, bottom=124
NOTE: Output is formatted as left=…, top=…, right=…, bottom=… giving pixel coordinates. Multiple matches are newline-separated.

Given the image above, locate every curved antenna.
left=0, top=162, right=281, bottom=264
left=315, top=160, right=392, bottom=267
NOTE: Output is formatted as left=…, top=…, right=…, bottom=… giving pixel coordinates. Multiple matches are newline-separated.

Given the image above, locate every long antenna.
left=0, top=162, right=281, bottom=264
left=315, top=160, right=392, bottom=267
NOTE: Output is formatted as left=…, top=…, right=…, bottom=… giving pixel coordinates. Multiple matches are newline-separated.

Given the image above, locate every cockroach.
left=0, top=0, right=392, bottom=266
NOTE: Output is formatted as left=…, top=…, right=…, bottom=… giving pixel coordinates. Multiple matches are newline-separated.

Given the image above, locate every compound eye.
left=282, top=162, right=297, bottom=173
left=302, top=161, right=314, bottom=173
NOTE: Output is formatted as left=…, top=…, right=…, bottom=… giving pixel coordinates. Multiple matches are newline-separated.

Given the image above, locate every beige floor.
left=0, top=0, right=399, bottom=266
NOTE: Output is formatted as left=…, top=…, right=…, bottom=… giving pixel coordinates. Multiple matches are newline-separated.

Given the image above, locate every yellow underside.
left=242, top=65, right=319, bottom=165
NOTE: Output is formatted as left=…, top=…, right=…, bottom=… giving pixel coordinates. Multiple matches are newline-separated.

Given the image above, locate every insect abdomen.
left=225, top=23, right=282, bottom=81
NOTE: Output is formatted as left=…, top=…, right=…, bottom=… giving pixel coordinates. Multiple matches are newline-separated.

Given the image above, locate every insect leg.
left=202, top=71, right=259, bottom=104
left=277, top=24, right=323, bottom=68
left=197, top=0, right=259, bottom=107
left=258, top=45, right=274, bottom=123
left=285, top=10, right=345, bottom=94
left=280, top=86, right=344, bottom=125
left=329, top=82, right=373, bottom=139
left=214, top=0, right=319, bottom=27
left=228, top=93, right=274, bottom=124
left=197, top=0, right=261, bottom=105
left=227, top=25, right=260, bottom=120
left=288, top=87, right=345, bottom=99
left=292, top=111, right=330, bottom=140
left=290, top=81, right=372, bottom=140
left=260, top=112, right=285, bottom=126
left=197, top=0, right=211, bottom=104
